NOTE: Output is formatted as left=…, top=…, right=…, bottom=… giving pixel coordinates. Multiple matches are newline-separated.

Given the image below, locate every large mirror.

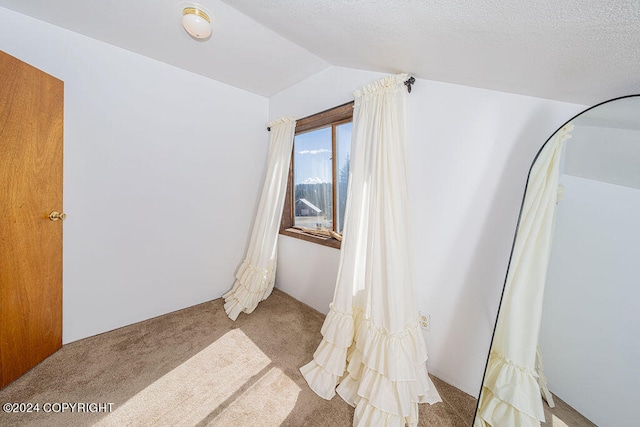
left=474, top=95, right=640, bottom=427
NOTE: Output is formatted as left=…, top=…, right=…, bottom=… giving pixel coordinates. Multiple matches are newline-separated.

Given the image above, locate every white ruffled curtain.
left=475, top=123, right=574, bottom=427
left=300, top=74, right=441, bottom=427
left=223, top=117, right=296, bottom=321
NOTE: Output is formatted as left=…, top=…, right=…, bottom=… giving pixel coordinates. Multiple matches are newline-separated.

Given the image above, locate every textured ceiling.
left=221, top=0, right=640, bottom=104
left=0, top=0, right=639, bottom=103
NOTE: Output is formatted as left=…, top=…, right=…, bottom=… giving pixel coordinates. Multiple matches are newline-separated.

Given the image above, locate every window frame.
left=280, top=101, right=354, bottom=249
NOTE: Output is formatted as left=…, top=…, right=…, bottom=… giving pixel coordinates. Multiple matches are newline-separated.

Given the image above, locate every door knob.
left=49, top=211, right=66, bottom=221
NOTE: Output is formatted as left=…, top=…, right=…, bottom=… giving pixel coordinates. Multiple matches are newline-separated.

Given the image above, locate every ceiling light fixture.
left=182, top=6, right=212, bottom=40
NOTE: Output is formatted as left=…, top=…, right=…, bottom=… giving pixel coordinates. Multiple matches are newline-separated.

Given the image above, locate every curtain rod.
left=268, top=76, right=415, bottom=131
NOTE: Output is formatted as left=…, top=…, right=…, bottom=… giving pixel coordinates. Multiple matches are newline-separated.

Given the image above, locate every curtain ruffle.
left=267, top=116, right=296, bottom=128
left=223, top=260, right=276, bottom=321
left=301, top=305, right=441, bottom=425
left=476, top=352, right=545, bottom=426
left=299, top=305, right=354, bottom=399
left=475, top=388, right=540, bottom=427
left=353, top=73, right=409, bottom=99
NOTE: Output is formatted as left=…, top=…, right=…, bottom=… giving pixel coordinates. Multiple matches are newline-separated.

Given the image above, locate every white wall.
left=0, top=7, right=269, bottom=343
left=564, top=124, right=640, bottom=189
left=540, top=174, right=640, bottom=426
left=269, top=66, right=585, bottom=396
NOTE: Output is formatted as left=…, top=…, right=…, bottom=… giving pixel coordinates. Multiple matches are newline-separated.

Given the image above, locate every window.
left=280, top=102, right=354, bottom=248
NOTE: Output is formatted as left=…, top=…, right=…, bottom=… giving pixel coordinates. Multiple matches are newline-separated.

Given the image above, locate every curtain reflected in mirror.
left=475, top=95, right=640, bottom=427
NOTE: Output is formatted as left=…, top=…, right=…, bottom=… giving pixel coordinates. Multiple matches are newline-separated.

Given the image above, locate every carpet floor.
left=542, top=394, right=597, bottom=426
left=0, top=289, right=477, bottom=426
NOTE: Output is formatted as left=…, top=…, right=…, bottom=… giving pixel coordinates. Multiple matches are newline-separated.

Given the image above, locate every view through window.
left=280, top=102, right=353, bottom=248
left=293, top=122, right=351, bottom=233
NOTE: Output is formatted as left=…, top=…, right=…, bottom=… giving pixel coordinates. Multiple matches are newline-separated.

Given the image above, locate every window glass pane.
left=335, top=122, right=352, bottom=233
left=294, top=127, right=333, bottom=230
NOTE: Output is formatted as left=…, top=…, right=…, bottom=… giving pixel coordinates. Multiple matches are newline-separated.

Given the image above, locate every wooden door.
left=0, top=50, right=63, bottom=389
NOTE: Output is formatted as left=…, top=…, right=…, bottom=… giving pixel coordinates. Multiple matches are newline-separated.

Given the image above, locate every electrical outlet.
left=419, top=312, right=430, bottom=331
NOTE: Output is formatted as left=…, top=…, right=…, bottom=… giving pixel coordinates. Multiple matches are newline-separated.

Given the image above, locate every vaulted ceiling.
left=0, top=0, right=639, bottom=105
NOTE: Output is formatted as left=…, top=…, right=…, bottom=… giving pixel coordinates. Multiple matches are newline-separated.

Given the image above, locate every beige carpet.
left=0, top=289, right=477, bottom=426
left=542, top=394, right=597, bottom=427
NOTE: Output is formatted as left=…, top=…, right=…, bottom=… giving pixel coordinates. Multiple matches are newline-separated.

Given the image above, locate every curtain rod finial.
left=404, top=76, right=415, bottom=93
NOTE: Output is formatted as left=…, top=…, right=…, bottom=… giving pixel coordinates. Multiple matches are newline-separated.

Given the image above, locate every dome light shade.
left=182, top=7, right=212, bottom=39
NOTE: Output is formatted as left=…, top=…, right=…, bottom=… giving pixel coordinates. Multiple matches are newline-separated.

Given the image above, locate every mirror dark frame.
left=472, top=93, right=640, bottom=424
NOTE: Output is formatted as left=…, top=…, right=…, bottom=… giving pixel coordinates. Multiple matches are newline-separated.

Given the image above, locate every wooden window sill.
left=279, top=228, right=342, bottom=249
